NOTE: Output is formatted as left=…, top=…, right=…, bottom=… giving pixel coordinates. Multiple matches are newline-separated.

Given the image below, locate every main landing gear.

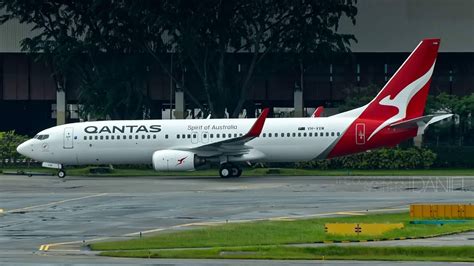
left=219, top=163, right=242, bottom=178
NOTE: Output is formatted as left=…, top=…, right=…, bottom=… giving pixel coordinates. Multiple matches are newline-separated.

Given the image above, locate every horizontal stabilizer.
left=390, top=114, right=452, bottom=135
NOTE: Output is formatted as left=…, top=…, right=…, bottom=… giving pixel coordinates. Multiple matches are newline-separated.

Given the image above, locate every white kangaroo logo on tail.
left=367, top=61, right=436, bottom=141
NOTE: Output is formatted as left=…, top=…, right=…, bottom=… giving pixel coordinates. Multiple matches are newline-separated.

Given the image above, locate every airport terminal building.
left=1, top=0, right=473, bottom=135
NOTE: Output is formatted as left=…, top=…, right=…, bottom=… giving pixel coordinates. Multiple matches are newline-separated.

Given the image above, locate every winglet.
left=311, top=106, right=324, bottom=118
left=246, top=108, right=269, bottom=137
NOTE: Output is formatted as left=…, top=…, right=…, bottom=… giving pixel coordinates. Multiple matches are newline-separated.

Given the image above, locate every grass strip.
left=100, top=245, right=474, bottom=262
left=90, top=212, right=474, bottom=251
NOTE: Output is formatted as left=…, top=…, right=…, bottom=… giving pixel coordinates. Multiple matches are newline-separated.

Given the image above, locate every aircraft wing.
left=311, top=106, right=324, bottom=117
left=181, top=108, right=269, bottom=157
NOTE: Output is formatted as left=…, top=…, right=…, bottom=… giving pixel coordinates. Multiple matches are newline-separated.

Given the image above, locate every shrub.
left=295, top=147, right=437, bottom=170
left=0, top=131, right=29, bottom=166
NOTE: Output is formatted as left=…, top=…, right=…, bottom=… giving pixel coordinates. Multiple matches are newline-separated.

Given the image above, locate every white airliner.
left=17, top=39, right=451, bottom=178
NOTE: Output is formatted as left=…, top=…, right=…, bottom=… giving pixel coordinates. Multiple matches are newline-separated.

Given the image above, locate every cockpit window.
left=35, top=134, right=49, bottom=140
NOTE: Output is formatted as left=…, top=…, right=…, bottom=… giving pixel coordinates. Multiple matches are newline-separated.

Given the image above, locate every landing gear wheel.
left=219, top=165, right=231, bottom=178
left=231, top=167, right=242, bottom=177
left=57, top=170, right=66, bottom=178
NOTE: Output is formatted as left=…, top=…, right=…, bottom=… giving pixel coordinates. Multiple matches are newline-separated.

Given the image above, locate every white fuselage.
left=18, top=117, right=354, bottom=166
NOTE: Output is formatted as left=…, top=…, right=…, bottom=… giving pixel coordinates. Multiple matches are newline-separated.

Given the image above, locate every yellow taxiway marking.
left=38, top=206, right=409, bottom=252
left=6, top=193, right=108, bottom=214
left=336, top=211, right=366, bottom=216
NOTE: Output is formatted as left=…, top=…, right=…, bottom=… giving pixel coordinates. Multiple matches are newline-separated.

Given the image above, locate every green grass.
left=90, top=212, right=474, bottom=251
left=100, top=246, right=474, bottom=262
left=2, top=167, right=474, bottom=177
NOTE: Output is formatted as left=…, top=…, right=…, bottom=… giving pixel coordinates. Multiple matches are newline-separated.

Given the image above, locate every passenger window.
left=135, top=135, right=139, bottom=139
left=129, top=135, right=132, bottom=139
left=165, top=135, right=169, bottom=139
left=117, top=136, right=120, bottom=140
left=182, top=134, right=186, bottom=139
left=287, top=133, right=290, bottom=137
left=331, top=132, right=335, bottom=137
left=187, top=134, right=191, bottom=139
left=203, top=134, right=207, bottom=138
left=193, top=134, right=197, bottom=138
left=269, top=133, right=272, bottom=137
left=123, top=135, right=126, bottom=140
left=153, top=135, right=157, bottom=139
left=326, top=132, right=329, bottom=137
left=263, top=133, right=266, bottom=137
left=111, top=136, right=115, bottom=140
left=303, top=133, right=307, bottom=137
left=94, top=136, right=98, bottom=140
left=228, top=133, right=232, bottom=138
left=274, top=133, right=278, bottom=138
left=216, top=134, right=220, bottom=138
left=105, top=136, right=109, bottom=140
left=309, top=132, right=312, bottom=137
left=89, top=136, right=92, bottom=140
left=83, top=136, right=87, bottom=140
left=281, top=133, right=284, bottom=137
left=142, top=135, right=145, bottom=139
left=240, top=133, right=243, bottom=136
left=337, top=132, right=340, bottom=136
left=177, top=134, right=180, bottom=139
left=234, top=133, right=237, bottom=138
left=292, top=133, right=296, bottom=137
left=320, top=132, right=324, bottom=137
left=147, top=135, right=151, bottom=139
left=298, top=133, right=301, bottom=137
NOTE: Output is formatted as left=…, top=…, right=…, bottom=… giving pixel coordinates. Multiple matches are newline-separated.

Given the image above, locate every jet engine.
left=152, top=150, right=205, bottom=171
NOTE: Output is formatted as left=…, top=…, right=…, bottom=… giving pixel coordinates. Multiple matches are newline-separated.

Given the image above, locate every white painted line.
left=7, top=193, right=108, bottom=213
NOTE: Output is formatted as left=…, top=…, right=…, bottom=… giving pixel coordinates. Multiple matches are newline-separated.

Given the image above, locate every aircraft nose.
left=16, top=141, right=30, bottom=157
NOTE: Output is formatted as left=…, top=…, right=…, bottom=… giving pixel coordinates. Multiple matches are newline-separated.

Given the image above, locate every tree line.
left=0, top=0, right=357, bottom=119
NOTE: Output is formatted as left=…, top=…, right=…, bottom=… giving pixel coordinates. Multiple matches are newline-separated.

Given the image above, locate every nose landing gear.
left=57, top=169, right=67, bottom=178
left=219, top=163, right=242, bottom=178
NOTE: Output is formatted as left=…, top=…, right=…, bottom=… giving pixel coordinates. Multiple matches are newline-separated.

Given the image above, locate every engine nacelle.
left=152, top=150, right=204, bottom=171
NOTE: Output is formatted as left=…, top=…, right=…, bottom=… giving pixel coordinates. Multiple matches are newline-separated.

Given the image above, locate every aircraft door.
left=355, top=123, right=365, bottom=145
left=201, top=132, right=209, bottom=144
left=63, top=127, right=74, bottom=149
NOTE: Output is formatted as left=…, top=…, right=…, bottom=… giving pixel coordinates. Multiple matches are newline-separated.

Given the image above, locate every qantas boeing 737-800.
left=17, top=39, right=452, bottom=178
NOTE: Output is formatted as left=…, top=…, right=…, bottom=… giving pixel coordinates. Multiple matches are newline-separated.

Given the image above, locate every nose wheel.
left=219, top=163, right=242, bottom=178
left=57, top=170, right=67, bottom=178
